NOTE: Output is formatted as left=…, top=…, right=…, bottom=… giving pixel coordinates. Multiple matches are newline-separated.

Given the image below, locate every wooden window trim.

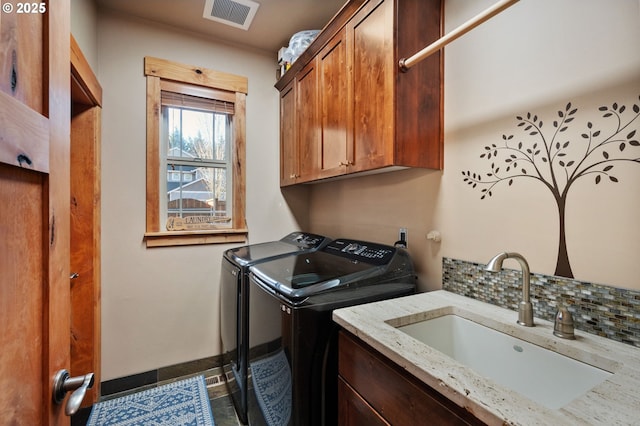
left=144, top=56, right=247, bottom=247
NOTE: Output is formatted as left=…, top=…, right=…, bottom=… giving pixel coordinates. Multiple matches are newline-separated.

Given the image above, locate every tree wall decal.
left=462, top=96, right=640, bottom=278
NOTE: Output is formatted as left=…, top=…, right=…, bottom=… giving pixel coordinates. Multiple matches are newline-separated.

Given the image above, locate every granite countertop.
left=332, top=290, right=640, bottom=425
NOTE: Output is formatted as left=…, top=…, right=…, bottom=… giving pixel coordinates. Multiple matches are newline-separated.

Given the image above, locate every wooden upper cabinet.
left=296, top=58, right=321, bottom=182
left=348, top=0, right=394, bottom=173
left=280, top=80, right=298, bottom=185
left=277, top=0, right=442, bottom=186
left=318, top=28, right=350, bottom=179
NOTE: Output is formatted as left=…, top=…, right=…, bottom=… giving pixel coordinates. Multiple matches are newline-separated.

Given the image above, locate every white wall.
left=439, top=0, right=640, bottom=288
left=97, top=10, right=304, bottom=380
left=309, top=0, right=640, bottom=291
left=71, top=0, right=98, bottom=70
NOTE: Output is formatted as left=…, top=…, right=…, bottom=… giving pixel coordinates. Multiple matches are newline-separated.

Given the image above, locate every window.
left=144, top=57, right=248, bottom=247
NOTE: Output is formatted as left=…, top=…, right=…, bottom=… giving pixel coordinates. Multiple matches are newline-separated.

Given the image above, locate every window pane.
left=182, top=109, right=214, bottom=160
left=214, top=113, right=228, bottom=161
left=166, top=164, right=230, bottom=227
left=166, top=107, right=186, bottom=158
left=165, top=106, right=228, bottom=162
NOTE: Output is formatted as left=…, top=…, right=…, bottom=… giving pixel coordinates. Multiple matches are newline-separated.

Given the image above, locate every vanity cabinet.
left=338, top=331, right=486, bottom=426
left=276, top=0, right=443, bottom=186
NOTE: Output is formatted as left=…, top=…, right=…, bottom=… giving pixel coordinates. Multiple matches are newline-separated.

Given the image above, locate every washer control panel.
left=324, top=239, right=395, bottom=265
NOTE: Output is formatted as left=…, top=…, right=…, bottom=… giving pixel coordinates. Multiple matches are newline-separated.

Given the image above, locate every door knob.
left=53, top=369, right=95, bottom=416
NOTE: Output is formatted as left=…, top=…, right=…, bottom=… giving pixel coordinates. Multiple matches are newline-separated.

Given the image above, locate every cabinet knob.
left=339, top=161, right=353, bottom=167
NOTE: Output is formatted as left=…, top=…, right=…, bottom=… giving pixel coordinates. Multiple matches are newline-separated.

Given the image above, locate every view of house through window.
left=161, top=101, right=232, bottom=228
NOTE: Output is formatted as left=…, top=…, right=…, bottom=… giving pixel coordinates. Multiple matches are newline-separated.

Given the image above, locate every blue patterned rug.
left=87, top=375, right=215, bottom=426
left=250, top=350, right=291, bottom=426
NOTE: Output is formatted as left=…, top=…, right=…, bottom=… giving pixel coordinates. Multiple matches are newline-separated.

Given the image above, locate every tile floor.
left=72, top=368, right=242, bottom=426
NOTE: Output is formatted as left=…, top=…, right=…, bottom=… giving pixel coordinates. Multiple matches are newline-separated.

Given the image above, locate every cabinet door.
left=296, top=58, right=321, bottom=182
left=318, top=28, right=350, bottom=178
left=338, top=377, right=390, bottom=426
left=339, top=331, right=486, bottom=426
left=348, top=0, right=394, bottom=172
left=280, top=80, right=298, bottom=186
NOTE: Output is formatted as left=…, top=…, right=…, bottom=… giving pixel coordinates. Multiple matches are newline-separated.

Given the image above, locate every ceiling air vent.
left=203, top=0, right=260, bottom=31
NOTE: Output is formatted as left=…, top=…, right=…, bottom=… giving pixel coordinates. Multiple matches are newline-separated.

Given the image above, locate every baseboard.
left=100, top=355, right=222, bottom=397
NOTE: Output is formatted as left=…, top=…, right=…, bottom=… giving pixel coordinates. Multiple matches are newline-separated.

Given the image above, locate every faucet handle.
left=553, top=306, right=576, bottom=340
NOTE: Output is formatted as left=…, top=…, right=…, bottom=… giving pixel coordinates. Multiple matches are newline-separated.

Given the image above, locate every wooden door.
left=296, top=58, right=321, bottom=182
left=280, top=80, right=298, bottom=186
left=0, top=0, right=72, bottom=424
left=70, top=35, right=102, bottom=408
left=318, top=28, right=350, bottom=179
left=348, top=0, right=394, bottom=172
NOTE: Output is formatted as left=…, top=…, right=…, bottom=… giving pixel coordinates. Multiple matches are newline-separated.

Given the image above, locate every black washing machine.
left=245, top=238, right=416, bottom=426
left=220, top=232, right=331, bottom=425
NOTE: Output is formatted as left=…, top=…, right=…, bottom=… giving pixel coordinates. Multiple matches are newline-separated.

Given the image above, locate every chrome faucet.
left=485, top=252, right=534, bottom=327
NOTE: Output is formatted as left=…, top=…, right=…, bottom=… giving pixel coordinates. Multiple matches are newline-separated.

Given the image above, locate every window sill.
left=144, top=229, right=248, bottom=248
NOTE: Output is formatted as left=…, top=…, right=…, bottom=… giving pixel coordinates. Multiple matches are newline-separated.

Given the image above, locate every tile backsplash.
left=442, top=258, right=640, bottom=347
